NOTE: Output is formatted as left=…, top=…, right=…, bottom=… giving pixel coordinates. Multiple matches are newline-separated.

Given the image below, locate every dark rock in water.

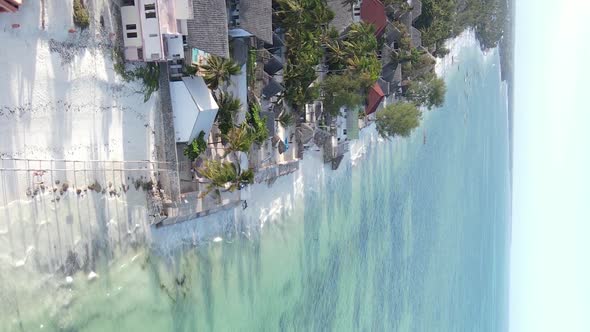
left=63, top=251, right=81, bottom=276
left=61, top=183, right=69, bottom=193
left=55, top=180, right=60, bottom=185
left=76, top=189, right=82, bottom=195
left=89, top=182, right=102, bottom=193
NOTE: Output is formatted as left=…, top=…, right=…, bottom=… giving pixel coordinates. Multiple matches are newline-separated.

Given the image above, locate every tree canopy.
left=215, top=92, right=241, bottom=135
left=321, top=74, right=363, bottom=116
left=183, top=131, right=207, bottom=161
left=199, top=56, right=241, bottom=91
left=415, top=0, right=507, bottom=53
left=376, top=102, right=422, bottom=138
left=405, top=73, right=446, bottom=110
left=198, top=160, right=255, bottom=198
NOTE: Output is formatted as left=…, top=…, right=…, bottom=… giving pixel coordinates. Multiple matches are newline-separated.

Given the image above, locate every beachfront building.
left=185, top=0, right=274, bottom=60
left=365, top=82, right=385, bottom=115
left=121, top=0, right=193, bottom=61
left=360, top=0, right=387, bottom=37
left=326, top=0, right=361, bottom=33
left=170, top=76, right=218, bottom=143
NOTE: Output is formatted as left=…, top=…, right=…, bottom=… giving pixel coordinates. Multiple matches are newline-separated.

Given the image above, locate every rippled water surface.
left=0, top=35, right=510, bottom=332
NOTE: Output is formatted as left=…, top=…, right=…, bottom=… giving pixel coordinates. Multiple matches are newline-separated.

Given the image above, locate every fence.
left=0, top=158, right=176, bottom=273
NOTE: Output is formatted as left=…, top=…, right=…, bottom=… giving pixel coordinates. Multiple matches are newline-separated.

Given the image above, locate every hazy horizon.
left=511, top=0, right=590, bottom=330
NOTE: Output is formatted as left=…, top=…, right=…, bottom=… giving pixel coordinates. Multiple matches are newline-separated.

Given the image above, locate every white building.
left=121, top=0, right=192, bottom=61
left=170, top=76, right=219, bottom=143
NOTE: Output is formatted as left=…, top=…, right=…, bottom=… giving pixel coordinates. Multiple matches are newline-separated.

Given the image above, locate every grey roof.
left=400, top=12, right=412, bottom=31
left=296, top=123, right=315, bottom=144
left=380, top=44, right=393, bottom=66
left=381, top=63, right=402, bottom=92
left=410, top=26, right=422, bottom=48
left=393, top=63, right=402, bottom=83
left=239, top=0, right=273, bottom=44
left=230, top=38, right=249, bottom=66
left=260, top=111, right=276, bottom=136
left=410, top=0, right=422, bottom=22
left=262, top=79, right=284, bottom=98
left=377, top=78, right=391, bottom=96
left=385, top=23, right=402, bottom=46
left=331, top=155, right=344, bottom=170
left=381, top=62, right=397, bottom=82
left=186, top=0, right=229, bottom=58
left=264, top=55, right=283, bottom=76
left=327, top=0, right=355, bottom=33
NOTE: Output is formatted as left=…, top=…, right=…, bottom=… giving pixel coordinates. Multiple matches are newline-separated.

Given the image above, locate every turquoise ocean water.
left=1, top=36, right=510, bottom=331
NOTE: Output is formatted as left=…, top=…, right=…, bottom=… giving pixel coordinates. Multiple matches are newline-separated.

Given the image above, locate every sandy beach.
left=0, top=0, right=162, bottom=270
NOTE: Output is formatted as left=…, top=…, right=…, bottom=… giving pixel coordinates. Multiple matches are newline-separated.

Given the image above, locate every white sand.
left=0, top=1, right=159, bottom=270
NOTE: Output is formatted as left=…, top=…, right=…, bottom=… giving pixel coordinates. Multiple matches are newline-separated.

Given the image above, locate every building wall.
left=139, top=0, right=165, bottom=61
left=122, top=5, right=143, bottom=49
left=174, top=0, right=193, bottom=20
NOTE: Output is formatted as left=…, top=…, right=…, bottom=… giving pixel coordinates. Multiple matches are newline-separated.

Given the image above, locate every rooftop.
left=327, top=0, right=356, bottom=33
left=360, top=0, right=387, bottom=36
left=186, top=0, right=229, bottom=58
left=365, top=82, right=385, bottom=115
left=238, top=0, right=273, bottom=44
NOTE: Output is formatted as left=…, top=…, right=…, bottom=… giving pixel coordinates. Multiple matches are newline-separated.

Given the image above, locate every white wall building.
left=121, top=0, right=192, bottom=62
left=170, top=76, right=219, bottom=143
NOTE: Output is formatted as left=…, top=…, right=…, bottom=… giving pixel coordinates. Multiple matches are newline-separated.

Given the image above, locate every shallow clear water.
left=0, top=37, right=510, bottom=331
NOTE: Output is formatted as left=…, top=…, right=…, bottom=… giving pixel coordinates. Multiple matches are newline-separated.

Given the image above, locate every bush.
left=247, top=102, right=269, bottom=144
left=183, top=131, right=207, bottom=161
left=73, top=0, right=90, bottom=29
left=133, top=63, right=160, bottom=102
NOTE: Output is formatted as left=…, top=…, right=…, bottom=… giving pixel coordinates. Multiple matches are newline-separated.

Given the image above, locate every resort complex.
left=0, top=0, right=455, bottom=227
left=0, top=0, right=506, bottom=273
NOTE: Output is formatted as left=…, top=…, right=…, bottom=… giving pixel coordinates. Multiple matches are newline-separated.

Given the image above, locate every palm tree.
left=223, top=124, right=254, bottom=158
left=198, top=160, right=255, bottom=199
left=215, top=92, right=242, bottom=135
left=346, top=22, right=376, bottom=41
left=199, top=55, right=241, bottom=91
left=277, top=111, right=294, bottom=128
left=325, top=39, right=348, bottom=67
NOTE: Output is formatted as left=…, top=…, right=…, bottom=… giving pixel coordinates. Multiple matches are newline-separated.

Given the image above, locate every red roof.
left=360, top=0, right=387, bottom=37
left=365, top=83, right=385, bottom=115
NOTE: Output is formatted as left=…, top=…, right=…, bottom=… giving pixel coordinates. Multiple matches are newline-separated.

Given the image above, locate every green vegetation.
left=198, top=160, right=255, bottom=198
left=376, top=102, right=422, bottom=138
left=223, top=124, right=254, bottom=157
left=215, top=92, right=242, bottom=135
left=321, top=74, right=363, bottom=116
left=383, top=0, right=411, bottom=10
left=73, top=0, right=90, bottom=29
left=327, top=22, right=381, bottom=88
left=183, top=131, right=207, bottom=161
left=134, top=63, right=160, bottom=102
left=415, top=0, right=507, bottom=52
left=405, top=73, right=446, bottom=110
left=112, top=47, right=160, bottom=102
left=277, top=112, right=294, bottom=128
left=184, top=64, right=198, bottom=76
left=247, top=49, right=257, bottom=88
left=199, top=55, right=241, bottom=91
left=246, top=102, right=269, bottom=145
left=275, top=0, right=334, bottom=110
